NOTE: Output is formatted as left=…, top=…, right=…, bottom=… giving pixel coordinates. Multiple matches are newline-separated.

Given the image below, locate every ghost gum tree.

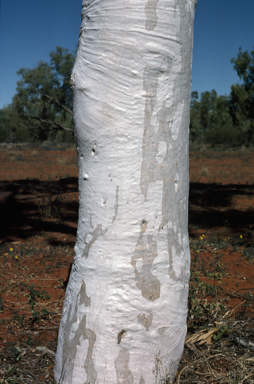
left=54, top=0, right=197, bottom=382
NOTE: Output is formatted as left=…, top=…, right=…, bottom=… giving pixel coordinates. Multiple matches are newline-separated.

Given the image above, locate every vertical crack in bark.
left=131, top=220, right=160, bottom=301
left=115, top=349, right=133, bottom=384
left=112, top=185, right=119, bottom=223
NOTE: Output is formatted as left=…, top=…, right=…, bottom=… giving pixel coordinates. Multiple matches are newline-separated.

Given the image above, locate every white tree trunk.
left=54, top=0, right=196, bottom=383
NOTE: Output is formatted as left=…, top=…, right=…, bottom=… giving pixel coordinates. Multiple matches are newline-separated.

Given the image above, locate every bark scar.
left=117, top=329, right=127, bottom=344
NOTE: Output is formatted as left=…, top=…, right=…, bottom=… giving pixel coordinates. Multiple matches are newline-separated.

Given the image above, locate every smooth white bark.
left=55, top=0, right=196, bottom=383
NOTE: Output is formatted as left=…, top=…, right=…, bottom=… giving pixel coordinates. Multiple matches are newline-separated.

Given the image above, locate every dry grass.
left=7, top=151, right=16, bottom=157
left=1, top=312, right=253, bottom=383
left=57, top=156, right=67, bottom=165
left=174, top=316, right=254, bottom=383
left=200, top=166, right=210, bottom=177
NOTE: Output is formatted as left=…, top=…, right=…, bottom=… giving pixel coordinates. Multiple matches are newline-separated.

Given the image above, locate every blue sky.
left=0, top=0, right=254, bottom=109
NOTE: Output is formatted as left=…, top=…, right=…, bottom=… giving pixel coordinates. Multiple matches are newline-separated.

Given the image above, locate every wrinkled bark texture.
left=54, top=0, right=196, bottom=383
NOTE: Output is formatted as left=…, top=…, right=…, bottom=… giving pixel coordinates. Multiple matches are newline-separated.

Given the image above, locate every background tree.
left=0, top=104, right=29, bottom=143
left=54, top=0, right=197, bottom=383
left=190, top=90, right=236, bottom=146
left=12, top=46, right=75, bottom=142
left=190, top=46, right=254, bottom=148
left=1, top=44, right=253, bottom=146
left=229, top=46, right=254, bottom=145
left=200, top=89, right=219, bottom=140
left=204, top=93, right=236, bottom=145
left=189, top=91, right=202, bottom=142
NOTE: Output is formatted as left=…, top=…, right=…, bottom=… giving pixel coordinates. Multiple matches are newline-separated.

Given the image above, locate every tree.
left=204, top=93, right=236, bottom=146
left=0, top=104, right=29, bottom=143
left=189, top=90, right=236, bottom=146
left=54, top=1, right=197, bottom=383
left=229, top=46, right=254, bottom=145
left=189, top=91, right=202, bottom=142
left=12, top=46, right=75, bottom=142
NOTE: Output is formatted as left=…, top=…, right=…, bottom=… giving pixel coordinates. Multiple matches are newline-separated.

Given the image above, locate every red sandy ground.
left=0, top=145, right=254, bottom=380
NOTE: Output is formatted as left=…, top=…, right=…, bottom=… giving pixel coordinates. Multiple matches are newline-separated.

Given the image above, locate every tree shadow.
left=189, top=182, right=254, bottom=236
left=1, top=177, right=253, bottom=243
left=0, top=177, right=79, bottom=243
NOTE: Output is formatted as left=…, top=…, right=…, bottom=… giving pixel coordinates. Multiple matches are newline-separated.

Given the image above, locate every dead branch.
left=28, top=116, right=74, bottom=132
left=42, top=94, right=73, bottom=116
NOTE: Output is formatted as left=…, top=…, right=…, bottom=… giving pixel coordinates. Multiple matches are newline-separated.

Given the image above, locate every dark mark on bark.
left=117, top=329, right=127, bottom=344
left=112, top=185, right=119, bottom=223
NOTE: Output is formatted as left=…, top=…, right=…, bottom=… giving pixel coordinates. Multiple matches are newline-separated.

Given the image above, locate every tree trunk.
left=54, top=0, right=196, bottom=383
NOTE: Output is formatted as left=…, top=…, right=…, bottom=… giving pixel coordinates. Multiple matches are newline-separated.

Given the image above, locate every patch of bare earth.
left=0, top=144, right=253, bottom=383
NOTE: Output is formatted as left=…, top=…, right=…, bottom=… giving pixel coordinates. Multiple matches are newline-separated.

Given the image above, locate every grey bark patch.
left=145, top=0, right=159, bottom=30
left=84, top=327, right=96, bottom=383
left=90, top=213, right=94, bottom=229
left=115, top=349, right=133, bottom=384
left=60, top=286, right=97, bottom=383
left=167, top=225, right=189, bottom=283
left=79, top=281, right=91, bottom=307
left=140, top=61, right=170, bottom=201
left=131, top=220, right=160, bottom=301
left=158, top=327, right=167, bottom=335
left=112, top=185, right=119, bottom=223
left=141, top=7, right=191, bottom=280
left=167, top=226, right=177, bottom=281
left=137, top=313, right=153, bottom=331
left=142, top=67, right=159, bottom=160
left=117, top=329, right=127, bottom=344
left=83, top=224, right=108, bottom=258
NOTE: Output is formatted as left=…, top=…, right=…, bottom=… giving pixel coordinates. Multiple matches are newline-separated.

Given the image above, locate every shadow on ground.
left=1, top=178, right=254, bottom=242
left=0, top=177, right=78, bottom=243
left=189, top=182, right=254, bottom=236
